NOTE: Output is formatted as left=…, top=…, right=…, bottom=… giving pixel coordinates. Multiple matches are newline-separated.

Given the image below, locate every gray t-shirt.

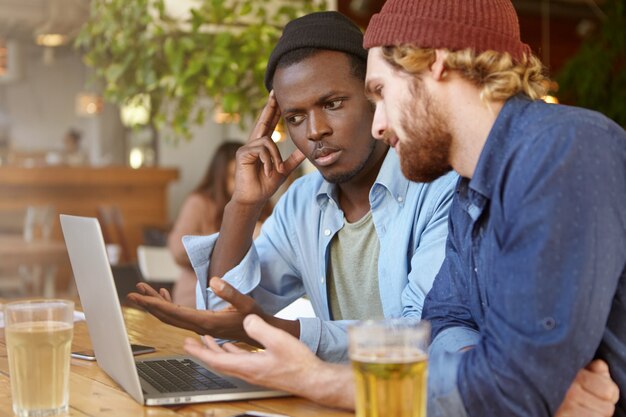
left=328, top=211, right=384, bottom=320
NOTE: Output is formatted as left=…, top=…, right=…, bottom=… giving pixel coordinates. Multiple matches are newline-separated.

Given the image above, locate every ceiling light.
left=75, top=93, right=104, bottom=117
left=35, top=34, right=68, bottom=47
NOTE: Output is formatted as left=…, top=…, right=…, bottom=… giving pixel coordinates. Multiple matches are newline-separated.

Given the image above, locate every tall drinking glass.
left=349, top=319, right=430, bottom=417
left=4, top=299, right=74, bottom=417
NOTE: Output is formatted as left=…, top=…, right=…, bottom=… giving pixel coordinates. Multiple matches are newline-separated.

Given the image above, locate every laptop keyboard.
left=136, top=359, right=237, bottom=393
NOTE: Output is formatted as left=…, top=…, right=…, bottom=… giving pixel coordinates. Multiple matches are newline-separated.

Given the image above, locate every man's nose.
left=371, top=104, right=387, bottom=140
left=307, top=111, right=331, bottom=141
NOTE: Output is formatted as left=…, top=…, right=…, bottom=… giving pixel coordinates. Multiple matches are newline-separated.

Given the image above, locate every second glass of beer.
left=349, top=319, right=430, bottom=417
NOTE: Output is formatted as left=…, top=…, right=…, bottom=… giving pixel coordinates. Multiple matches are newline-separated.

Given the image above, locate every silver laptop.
left=60, top=214, right=287, bottom=406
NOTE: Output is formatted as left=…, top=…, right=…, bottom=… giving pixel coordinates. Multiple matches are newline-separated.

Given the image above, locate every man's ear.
left=430, top=49, right=449, bottom=81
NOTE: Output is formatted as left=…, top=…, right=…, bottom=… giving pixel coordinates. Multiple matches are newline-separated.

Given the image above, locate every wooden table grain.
left=0, top=306, right=353, bottom=417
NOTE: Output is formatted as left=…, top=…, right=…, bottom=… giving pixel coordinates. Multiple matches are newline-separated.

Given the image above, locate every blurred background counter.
left=0, top=165, right=178, bottom=262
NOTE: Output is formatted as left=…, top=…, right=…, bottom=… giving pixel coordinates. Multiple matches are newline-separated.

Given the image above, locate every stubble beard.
left=321, top=138, right=377, bottom=184
left=397, top=80, right=453, bottom=183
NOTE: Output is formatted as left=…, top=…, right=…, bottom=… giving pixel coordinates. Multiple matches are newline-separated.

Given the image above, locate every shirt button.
left=542, top=317, right=556, bottom=330
left=397, top=196, right=403, bottom=202
left=320, top=276, right=325, bottom=284
left=474, top=267, right=478, bottom=273
left=324, top=229, right=331, bottom=236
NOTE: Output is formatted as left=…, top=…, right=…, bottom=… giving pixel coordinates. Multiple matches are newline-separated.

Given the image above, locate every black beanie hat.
left=264, top=11, right=367, bottom=91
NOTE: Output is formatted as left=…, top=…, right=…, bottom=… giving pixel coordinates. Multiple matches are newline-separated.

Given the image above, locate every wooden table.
left=0, top=307, right=353, bottom=417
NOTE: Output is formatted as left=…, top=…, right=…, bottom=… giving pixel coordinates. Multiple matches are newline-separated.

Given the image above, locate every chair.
left=110, top=263, right=144, bottom=307
left=96, top=205, right=131, bottom=263
left=136, top=245, right=181, bottom=283
left=142, top=224, right=170, bottom=247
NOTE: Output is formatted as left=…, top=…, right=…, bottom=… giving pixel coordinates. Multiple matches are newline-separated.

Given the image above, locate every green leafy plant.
left=556, top=0, right=626, bottom=127
left=75, top=0, right=326, bottom=140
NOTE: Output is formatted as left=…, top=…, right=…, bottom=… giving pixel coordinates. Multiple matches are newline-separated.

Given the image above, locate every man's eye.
left=286, top=115, right=305, bottom=125
left=325, top=99, right=344, bottom=110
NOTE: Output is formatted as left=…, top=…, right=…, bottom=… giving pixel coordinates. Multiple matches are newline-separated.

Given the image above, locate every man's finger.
left=126, top=292, right=156, bottom=308
left=184, top=339, right=255, bottom=380
left=569, top=382, right=616, bottom=417
left=201, top=335, right=224, bottom=352
left=135, top=282, right=164, bottom=300
left=242, top=314, right=291, bottom=351
left=266, top=92, right=281, bottom=136
left=133, top=296, right=207, bottom=333
left=245, top=137, right=285, bottom=175
left=281, top=148, right=306, bottom=175
left=587, top=359, right=610, bottom=377
left=184, top=339, right=212, bottom=359
left=249, top=92, right=280, bottom=141
left=210, top=277, right=256, bottom=314
left=221, top=342, right=247, bottom=354
left=579, top=367, right=620, bottom=403
left=260, top=137, right=285, bottom=174
left=160, top=288, right=172, bottom=302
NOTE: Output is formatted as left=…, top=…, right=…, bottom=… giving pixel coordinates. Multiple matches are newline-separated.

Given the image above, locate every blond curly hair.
left=381, top=46, right=549, bottom=102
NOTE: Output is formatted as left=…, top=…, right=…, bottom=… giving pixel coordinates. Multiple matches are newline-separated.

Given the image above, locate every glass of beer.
left=349, top=319, right=430, bottom=417
left=4, top=299, right=74, bottom=417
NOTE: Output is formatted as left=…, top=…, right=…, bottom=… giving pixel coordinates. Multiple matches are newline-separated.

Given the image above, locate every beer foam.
left=350, top=347, right=427, bottom=364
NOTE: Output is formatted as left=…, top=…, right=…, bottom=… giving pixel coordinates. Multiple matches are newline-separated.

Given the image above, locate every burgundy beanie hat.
left=363, top=0, right=532, bottom=62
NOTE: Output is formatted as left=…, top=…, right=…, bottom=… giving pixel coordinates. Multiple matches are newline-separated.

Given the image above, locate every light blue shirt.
left=184, top=148, right=457, bottom=362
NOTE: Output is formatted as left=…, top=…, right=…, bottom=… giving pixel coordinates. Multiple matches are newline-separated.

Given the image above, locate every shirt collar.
left=315, top=147, right=409, bottom=207
left=469, top=94, right=533, bottom=200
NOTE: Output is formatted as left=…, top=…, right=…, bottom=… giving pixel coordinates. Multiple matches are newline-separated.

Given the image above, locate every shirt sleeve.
left=438, top=122, right=626, bottom=416
left=422, top=203, right=478, bottom=336
left=298, top=317, right=356, bottom=363
left=183, top=199, right=306, bottom=313
left=402, top=173, right=456, bottom=319
left=427, top=327, right=480, bottom=417
left=420, top=194, right=480, bottom=415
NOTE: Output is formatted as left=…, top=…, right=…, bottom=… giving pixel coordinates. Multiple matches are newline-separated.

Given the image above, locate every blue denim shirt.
left=183, top=148, right=457, bottom=362
left=423, top=95, right=626, bottom=416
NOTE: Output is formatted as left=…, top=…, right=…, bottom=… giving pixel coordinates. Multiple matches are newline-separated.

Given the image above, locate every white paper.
left=274, top=297, right=315, bottom=320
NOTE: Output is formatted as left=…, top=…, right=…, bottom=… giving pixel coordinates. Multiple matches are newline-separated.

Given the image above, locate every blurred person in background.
left=62, top=128, right=88, bottom=166
left=167, top=140, right=272, bottom=306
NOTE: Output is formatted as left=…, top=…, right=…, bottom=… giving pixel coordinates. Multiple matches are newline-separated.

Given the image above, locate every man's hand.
left=183, top=314, right=355, bottom=410
left=208, top=92, right=304, bottom=278
left=231, top=91, right=305, bottom=206
left=127, top=282, right=253, bottom=343
left=556, top=359, right=619, bottom=417
left=127, top=279, right=299, bottom=346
